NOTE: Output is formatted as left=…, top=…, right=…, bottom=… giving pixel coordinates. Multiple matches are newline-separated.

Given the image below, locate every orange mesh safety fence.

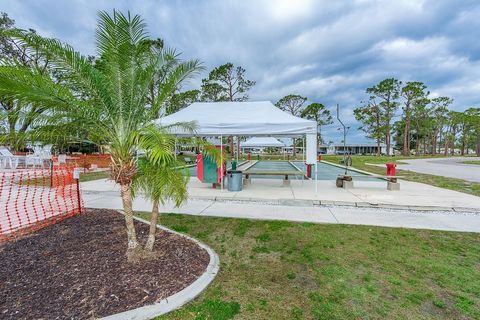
left=0, top=165, right=82, bottom=242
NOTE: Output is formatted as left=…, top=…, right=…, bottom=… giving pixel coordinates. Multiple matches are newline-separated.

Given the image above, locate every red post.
left=386, top=163, right=396, bottom=176
left=306, top=164, right=312, bottom=178
left=248, top=153, right=251, bottom=161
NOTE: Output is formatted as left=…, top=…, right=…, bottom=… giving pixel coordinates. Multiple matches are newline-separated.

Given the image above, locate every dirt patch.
left=0, top=209, right=210, bottom=319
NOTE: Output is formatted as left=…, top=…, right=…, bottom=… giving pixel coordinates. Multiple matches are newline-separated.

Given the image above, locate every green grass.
left=19, top=169, right=110, bottom=186
left=463, top=160, right=480, bottom=165
left=79, top=170, right=110, bottom=182
left=323, top=155, right=480, bottom=197
left=136, top=213, right=480, bottom=320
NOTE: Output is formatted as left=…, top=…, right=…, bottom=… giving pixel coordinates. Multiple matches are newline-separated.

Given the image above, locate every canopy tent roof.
left=156, top=101, right=317, bottom=137
left=240, top=137, right=285, bottom=148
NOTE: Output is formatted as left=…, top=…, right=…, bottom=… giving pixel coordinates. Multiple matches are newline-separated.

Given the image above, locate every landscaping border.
left=101, top=211, right=220, bottom=320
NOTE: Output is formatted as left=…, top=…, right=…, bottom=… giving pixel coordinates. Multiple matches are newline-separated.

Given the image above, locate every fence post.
left=49, top=160, right=54, bottom=188
left=73, top=168, right=82, bottom=214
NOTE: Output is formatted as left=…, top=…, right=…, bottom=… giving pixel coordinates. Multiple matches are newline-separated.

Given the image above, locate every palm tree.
left=0, top=10, right=203, bottom=256
left=132, top=156, right=189, bottom=251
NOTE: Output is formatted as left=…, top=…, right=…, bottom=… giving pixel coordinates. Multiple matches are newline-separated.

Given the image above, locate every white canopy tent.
left=240, top=137, right=285, bottom=148
left=156, top=101, right=317, bottom=164
left=156, top=101, right=319, bottom=192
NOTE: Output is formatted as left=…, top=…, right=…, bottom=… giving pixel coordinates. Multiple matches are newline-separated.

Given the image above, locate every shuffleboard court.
left=243, top=161, right=305, bottom=180
left=183, top=160, right=378, bottom=181
left=292, top=161, right=377, bottom=181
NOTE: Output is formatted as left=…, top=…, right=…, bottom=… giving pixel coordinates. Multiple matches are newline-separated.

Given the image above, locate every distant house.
left=319, top=143, right=392, bottom=155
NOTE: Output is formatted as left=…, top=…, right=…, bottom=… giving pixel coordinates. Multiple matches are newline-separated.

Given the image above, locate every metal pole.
left=236, top=136, right=239, bottom=162
left=302, top=137, right=305, bottom=163
left=337, top=104, right=348, bottom=175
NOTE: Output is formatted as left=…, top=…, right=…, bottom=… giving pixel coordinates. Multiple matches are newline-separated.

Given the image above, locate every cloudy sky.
left=2, top=0, right=480, bottom=143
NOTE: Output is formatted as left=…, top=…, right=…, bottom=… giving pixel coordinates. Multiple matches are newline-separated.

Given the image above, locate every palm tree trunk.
left=145, top=200, right=159, bottom=251
left=403, top=107, right=410, bottom=156
left=120, top=183, right=139, bottom=250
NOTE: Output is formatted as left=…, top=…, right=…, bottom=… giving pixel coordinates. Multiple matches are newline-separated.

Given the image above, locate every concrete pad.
left=201, top=202, right=337, bottom=224
left=330, top=207, right=480, bottom=233
left=81, top=179, right=118, bottom=192
left=82, top=188, right=480, bottom=233
left=81, top=168, right=480, bottom=214
left=387, top=181, right=400, bottom=191
left=342, top=180, right=354, bottom=189
left=394, top=157, right=480, bottom=183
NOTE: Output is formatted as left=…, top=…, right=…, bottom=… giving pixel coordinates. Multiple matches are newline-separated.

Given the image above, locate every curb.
left=186, top=196, right=480, bottom=214
left=102, top=212, right=220, bottom=320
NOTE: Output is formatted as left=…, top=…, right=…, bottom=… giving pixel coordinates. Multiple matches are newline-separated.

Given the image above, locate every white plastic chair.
left=58, top=154, right=67, bottom=164
left=0, top=147, right=20, bottom=169
left=28, top=143, right=52, bottom=168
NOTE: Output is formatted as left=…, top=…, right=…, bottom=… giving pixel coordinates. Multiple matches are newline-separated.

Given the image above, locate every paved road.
left=83, top=190, right=480, bottom=233
left=395, top=157, right=480, bottom=183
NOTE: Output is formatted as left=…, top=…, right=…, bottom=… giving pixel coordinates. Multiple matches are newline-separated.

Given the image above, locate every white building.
left=319, top=143, right=392, bottom=155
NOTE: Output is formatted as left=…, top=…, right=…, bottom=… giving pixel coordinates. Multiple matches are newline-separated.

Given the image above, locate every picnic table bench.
left=336, top=174, right=403, bottom=191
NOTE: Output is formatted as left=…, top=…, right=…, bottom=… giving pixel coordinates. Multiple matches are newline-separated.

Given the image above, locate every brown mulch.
left=0, top=209, right=210, bottom=319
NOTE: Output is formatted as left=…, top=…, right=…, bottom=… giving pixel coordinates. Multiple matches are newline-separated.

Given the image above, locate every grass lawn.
left=463, top=160, right=480, bottom=165
left=79, top=170, right=110, bottom=182
left=136, top=212, right=480, bottom=320
left=322, top=155, right=480, bottom=197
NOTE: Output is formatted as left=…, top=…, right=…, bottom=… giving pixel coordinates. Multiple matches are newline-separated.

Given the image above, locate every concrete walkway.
left=392, top=157, right=480, bottom=183
left=82, top=180, right=480, bottom=233
left=82, top=177, right=480, bottom=211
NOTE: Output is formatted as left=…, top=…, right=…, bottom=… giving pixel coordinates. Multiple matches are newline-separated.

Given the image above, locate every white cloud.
left=1, top=0, right=479, bottom=143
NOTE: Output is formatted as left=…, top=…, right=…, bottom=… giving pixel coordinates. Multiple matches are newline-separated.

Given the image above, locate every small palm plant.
left=0, top=10, right=203, bottom=256
left=133, top=156, right=189, bottom=251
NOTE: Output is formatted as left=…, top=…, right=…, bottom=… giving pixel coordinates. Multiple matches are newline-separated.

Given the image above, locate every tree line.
left=354, top=78, right=480, bottom=156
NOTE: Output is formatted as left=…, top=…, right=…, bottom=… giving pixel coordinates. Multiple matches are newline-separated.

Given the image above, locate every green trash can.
left=231, top=160, right=237, bottom=170
left=227, top=170, right=243, bottom=191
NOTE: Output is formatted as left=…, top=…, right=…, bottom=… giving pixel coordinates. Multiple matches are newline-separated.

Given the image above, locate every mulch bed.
left=0, top=209, right=210, bottom=319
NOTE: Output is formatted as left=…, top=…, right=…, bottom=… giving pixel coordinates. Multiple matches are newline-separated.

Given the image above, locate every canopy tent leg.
left=303, top=138, right=305, bottom=162
left=236, top=136, right=239, bottom=163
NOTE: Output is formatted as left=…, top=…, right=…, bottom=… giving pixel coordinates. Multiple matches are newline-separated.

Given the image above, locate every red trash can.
left=318, top=154, right=322, bottom=161
left=386, top=163, right=396, bottom=176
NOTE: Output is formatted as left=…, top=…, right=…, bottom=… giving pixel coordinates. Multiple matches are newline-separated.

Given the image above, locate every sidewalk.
left=82, top=177, right=480, bottom=211
left=82, top=180, right=480, bottom=233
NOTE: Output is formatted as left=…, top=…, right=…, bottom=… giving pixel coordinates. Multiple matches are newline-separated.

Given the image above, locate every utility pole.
left=336, top=104, right=350, bottom=175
